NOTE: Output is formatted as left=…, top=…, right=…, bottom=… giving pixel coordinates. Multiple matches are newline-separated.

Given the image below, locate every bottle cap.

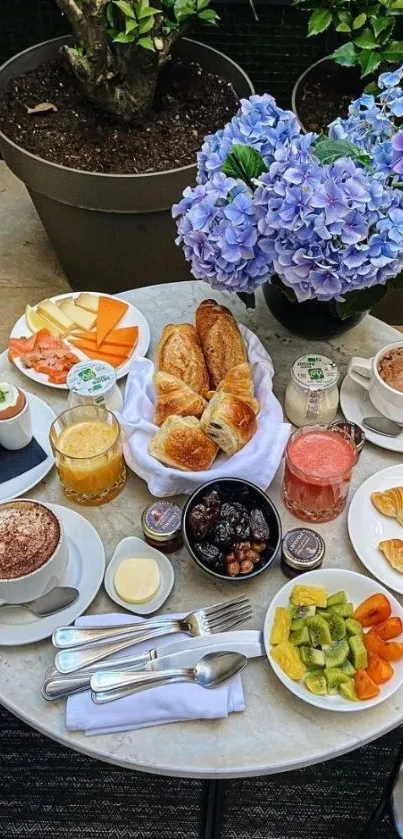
left=282, top=528, right=325, bottom=571
left=291, top=355, right=339, bottom=391
left=67, top=361, right=116, bottom=397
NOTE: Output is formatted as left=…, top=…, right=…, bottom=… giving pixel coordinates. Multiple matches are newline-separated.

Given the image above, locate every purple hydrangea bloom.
left=392, top=132, right=403, bottom=175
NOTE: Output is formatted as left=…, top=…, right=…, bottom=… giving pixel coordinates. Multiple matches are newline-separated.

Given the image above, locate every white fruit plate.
left=264, top=568, right=403, bottom=712
left=9, top=292, right=150, bottom=390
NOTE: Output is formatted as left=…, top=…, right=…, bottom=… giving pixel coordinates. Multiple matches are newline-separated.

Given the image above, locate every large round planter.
left=0, top=37, right=254, bottom=293
left=263, top=282, right=367, bottom=340
left=291, top=56, right=363, bottom=133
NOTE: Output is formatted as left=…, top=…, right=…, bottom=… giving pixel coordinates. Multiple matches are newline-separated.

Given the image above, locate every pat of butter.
left=114, top=557, right=160, bottom=604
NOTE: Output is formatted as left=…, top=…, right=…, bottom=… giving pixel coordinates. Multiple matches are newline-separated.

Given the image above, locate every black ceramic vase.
left=263, top=282, right=367, bottom=340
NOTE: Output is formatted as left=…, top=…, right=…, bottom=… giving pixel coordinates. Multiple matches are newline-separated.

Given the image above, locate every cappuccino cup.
left=347, top=341, right=403, bottom=423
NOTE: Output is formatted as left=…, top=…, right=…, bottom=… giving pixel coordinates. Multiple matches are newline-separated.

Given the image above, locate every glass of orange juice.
left=50, top=406, right=126, bottom=506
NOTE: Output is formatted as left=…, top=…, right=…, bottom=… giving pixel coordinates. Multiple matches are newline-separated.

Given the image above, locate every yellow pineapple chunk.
left=291, top=585, right=327, bottom=608
left=271, top=641, right=306, bottom=680
left=270, top=607, right=291, bottom=645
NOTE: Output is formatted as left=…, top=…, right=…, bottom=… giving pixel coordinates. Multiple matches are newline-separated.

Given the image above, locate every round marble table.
left=0, top=281, right=403, bottom=781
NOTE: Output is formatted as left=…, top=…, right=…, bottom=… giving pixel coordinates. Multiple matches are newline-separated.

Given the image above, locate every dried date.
left=249, top=508, right=270, bottom=542
left=195, top=542, right=226, bottom=573
left=188, top=504, right=212, bottom=540
left=213, top=520, right=236, bottom=549
left=203, top=490, right=221, bottom=524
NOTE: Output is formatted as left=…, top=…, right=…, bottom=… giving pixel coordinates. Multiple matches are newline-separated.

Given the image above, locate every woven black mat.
left=0, top=703, right=400, bottom=839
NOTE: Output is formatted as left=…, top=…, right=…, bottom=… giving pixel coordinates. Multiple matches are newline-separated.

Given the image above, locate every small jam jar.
left=281, top=528, right=325, bottom=578
left=285, top=355, right=339, bottom=427
left=141, top=501, right=183, bottom=553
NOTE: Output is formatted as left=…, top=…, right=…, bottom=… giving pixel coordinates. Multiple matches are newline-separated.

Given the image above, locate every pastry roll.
left=196, top=299, right=247, bottom=388
left=378, top=539, right=403, bottom=572
left=208, top=362, right=259, bottom=415
left=150, top=416, right=218, bottom=472
left=153, top=372, right=207, bottom=426
left=200, top=392, right=257, bottom=456
left=156, top=323, right=209, bottom=398
left=371, top=487, right=403, bottom=525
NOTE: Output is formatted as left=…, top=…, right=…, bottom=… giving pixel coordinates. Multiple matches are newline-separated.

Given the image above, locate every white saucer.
left=0, top=393, right=55, bottom=504
left=340, top=374, right=403, bottom=453
left=104, top=536, right=174, bottom=615
left=0, top=503, right=105, bottom=645
left=348, top=464, right=403, bottom=595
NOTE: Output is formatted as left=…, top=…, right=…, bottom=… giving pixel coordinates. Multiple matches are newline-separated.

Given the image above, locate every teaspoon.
left=0, top=587, right=79, bottom=617
left=362, top=416, right=402, bottom=437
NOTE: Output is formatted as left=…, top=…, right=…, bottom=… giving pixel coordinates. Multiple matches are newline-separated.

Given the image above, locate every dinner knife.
left=42, top=630, right=264, bottom=700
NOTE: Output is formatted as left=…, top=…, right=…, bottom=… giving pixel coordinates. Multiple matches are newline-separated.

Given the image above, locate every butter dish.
left=104, top=536, right=174, bottom=615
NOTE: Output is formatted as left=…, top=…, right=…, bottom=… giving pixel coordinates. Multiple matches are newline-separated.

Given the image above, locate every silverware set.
left=43, top=596, right=262, bottom=703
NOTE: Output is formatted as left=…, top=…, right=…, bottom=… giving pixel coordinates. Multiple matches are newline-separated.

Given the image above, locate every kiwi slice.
left=300, top=647, right=325, bottom=670
left=324, top=667, right=351, bottom=694
left=290, top=626, right=310, bottom=646
left=327, top=613, right=346, bottom=642
left=348, top=635, right=368, bottom=670
left=317, top=610, right=332, bottom=621
left=345, top=618, right=363, bottom=637
left=339, top=681, right=358, bottom=702
left=327, top=591, right=347, bottom=607
left=305, top=671, right=327, bottom=696
left=290, top=617, right=306, bottom=632
left=329, top=603, right=354, bottom=618
left=307, top=615, right=332, bottom=647
left=291, top=605, right=316, bottom=619
left=341, top=660, right=356, bottom=677
left=324, top=639, right=350, bottom=668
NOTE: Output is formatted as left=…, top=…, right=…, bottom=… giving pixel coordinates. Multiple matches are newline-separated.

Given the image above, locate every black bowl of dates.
left=182, top=479, right=281, bottom=581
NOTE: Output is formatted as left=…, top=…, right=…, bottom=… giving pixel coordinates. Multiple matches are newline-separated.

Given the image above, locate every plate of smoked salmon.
left=8, top=292, right=150, bottom=388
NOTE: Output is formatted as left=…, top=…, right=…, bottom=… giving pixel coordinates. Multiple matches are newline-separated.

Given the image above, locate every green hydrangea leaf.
left=353, top=13, right=366, bottom=29
left=222, top=144, right=267, bottom=186
left=354, top=28, right=379, bottom=48
left=314, top=137, right=372, bottom=168
left=113, top=0, right=136, bottom=18
left=335, top=285, right=387, bottom=320
left=332, top=42, right=358, bottom=66
left=358, top=49, right=381, bottom=76
left=308, top=8, right=332, bottom=36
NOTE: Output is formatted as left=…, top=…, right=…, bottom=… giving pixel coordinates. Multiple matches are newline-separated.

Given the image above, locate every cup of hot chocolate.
left=347, top=342, right=403, bottom=423
left=0, top=383, right=32, bottom=450
left=0, top=500, right=68, bottom=603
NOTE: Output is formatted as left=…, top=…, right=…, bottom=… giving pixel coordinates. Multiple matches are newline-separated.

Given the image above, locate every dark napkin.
left=0, top=437, right=48, bottom=484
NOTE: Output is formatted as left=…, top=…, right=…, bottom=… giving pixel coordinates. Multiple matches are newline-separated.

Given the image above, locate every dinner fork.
left=54, top=596, right=252, bottom=674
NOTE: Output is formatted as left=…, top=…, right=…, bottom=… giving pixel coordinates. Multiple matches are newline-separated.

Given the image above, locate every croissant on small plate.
left=378, top=539, right=403, bottom=572
left=371, top=487, right=403, bottom=524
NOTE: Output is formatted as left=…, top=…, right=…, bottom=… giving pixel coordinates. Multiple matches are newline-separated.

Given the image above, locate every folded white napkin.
left=66, top=613, right=245, bottom=736
left=120, top=325, right=290, bottom=497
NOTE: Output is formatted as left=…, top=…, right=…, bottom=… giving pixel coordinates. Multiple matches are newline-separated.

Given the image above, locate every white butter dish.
left=104, top=536, right=174, bottom=615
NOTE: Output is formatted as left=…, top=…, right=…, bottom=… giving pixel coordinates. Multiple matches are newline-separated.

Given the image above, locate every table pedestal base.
left=203, top=779, right=227, bottom=839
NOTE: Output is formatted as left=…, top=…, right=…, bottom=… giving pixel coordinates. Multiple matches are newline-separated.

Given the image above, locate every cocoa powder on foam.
left=0, top=501, right=60, bottom=579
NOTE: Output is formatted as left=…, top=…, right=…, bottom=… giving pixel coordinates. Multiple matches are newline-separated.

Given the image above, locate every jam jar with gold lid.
left=141, top=501, right=183, bottom=552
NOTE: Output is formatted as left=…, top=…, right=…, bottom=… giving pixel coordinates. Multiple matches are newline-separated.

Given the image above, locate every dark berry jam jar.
left=281, top=528, right=325, bottom=578
left=141, top=501, right=182, bottom=552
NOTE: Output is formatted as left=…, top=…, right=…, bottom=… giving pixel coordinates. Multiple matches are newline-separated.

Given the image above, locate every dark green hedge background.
left=0, top=0, right=330, bottom=106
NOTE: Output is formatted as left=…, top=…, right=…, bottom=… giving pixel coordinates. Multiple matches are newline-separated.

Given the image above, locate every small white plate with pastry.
left=121, top=299, right=290, bottom=497
left=348, top=464, right=403, bottom=594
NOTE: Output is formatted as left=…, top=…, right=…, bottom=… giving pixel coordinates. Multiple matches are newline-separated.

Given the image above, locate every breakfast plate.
left=0, top=503, right=105, bottom=645
left=9, top=291, right=150, bottom=390
left=104, top=536, right=174, bottom=615
left=0, top=393, right=55, bottom=504
left=348, top=464, right=403, bottom=595
left=340, top=374, right=403, bottom=454
left=264, top=568, right=403, bottom=712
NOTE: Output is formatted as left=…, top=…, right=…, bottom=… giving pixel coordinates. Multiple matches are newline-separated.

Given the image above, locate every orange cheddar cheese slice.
left=96, top=298, right=128, bottom=347
left=74, top=326, right=138, bottom=348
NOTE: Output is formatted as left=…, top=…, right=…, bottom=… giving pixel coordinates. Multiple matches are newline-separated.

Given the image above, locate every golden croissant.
left=207, top=362, right=260, bottom=415
left=378, top=539, right=403, bottom=573
left=153, top=372, right=207, bottom=426
left=371, top=487, right=403, bottom=525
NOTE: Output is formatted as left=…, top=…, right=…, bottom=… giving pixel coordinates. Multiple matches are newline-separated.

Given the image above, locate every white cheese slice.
left=75, top=293, right=99, bottom=314
left=114, top=557, right=160, bottom=604
left=59, top=300, right=97, bottom=330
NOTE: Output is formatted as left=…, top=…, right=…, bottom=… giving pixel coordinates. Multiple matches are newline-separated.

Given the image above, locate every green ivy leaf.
left=381, top=40, right=403, bottom=62
left=358, top=49, right=381, bottom=76
left=331, top=42, right=358, bottom=66
left=198, top=8, right=219, bottom=21
left=138, top=16, right=154, bottom=32
left=353, top=12, right=366, bottom=29
left=307, top=8, right=332, bottom=36
left=125, top=17, right=138, bottom=32
left=113, top=30, right=136, bottom=41
left=354, top=28, right=379, bottom=49
left=370, top=14, right=390, bottom=37
left=336, top=22, right=351, bottom=32
left=113, top=0, right=135, bottom=18
left=314, top=137, right=372, bottom=168
left=222, top=144, right=267, bottom=186
left=335, top=285, right=387, bottom=320
left=138, top=35, right=155, bottom=49
left=237, top=291, right=256, bottom=309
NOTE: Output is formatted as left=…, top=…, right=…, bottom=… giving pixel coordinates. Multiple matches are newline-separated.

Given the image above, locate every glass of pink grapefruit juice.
left=283, top=425, right=358, bottom=523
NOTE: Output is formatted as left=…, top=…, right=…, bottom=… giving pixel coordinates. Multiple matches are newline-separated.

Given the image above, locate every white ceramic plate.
left=264, top=568, right=403, bottom=712
left=0, top=393, right=55, bottom=504
left=340, top=374, right=403, bottom=453
left=9, top=291, right=150, bottom=390
left=0, top=503, right=105, bottom=645
left=104, top=536, right=174, bottom=615
left=348, top=464, right=403, bottom=595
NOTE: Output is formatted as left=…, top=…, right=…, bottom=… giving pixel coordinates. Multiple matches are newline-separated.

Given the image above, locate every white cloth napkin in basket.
left=119, top=325, right=290, bottom=497
left=66, top=613, right=245, bottom=736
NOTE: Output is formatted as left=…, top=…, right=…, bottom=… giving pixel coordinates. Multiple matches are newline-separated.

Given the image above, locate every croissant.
left=208, top=363, right=259, bottom=415
left=371, top=487, right=403, bottom=525
left=153, top=372, right=207, bottom=426
left=149, top=416, right=218, bottom=472
left=378, top=539, right=403, bottom=573
left=195, top=299, right=247, bottom=388
left=156, top=323, right=209, bottom=398
left=200, top=391, right=257, bottom=456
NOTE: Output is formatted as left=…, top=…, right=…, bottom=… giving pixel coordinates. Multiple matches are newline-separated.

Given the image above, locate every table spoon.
left=363, top=416, right=402, bottom=437
left=0, top=587, right=79, bottom=617
left=91, top=651, right=247, bottom=704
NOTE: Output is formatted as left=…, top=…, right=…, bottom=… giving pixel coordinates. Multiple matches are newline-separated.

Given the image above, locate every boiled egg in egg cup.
left=104, top=537, right=174, bottom=615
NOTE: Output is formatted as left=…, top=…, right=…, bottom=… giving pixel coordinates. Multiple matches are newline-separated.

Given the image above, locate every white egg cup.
left=104, top=536, right=174, bottom=615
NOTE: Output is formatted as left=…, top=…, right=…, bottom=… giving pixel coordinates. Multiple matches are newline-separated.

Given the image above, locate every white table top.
left=0, top=281, right=402, bottom=779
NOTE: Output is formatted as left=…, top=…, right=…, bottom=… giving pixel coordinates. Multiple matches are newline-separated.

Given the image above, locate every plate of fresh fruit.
left=264, top=569, right=403, bottom=711
left=7, top=292, right=150, bottom=388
